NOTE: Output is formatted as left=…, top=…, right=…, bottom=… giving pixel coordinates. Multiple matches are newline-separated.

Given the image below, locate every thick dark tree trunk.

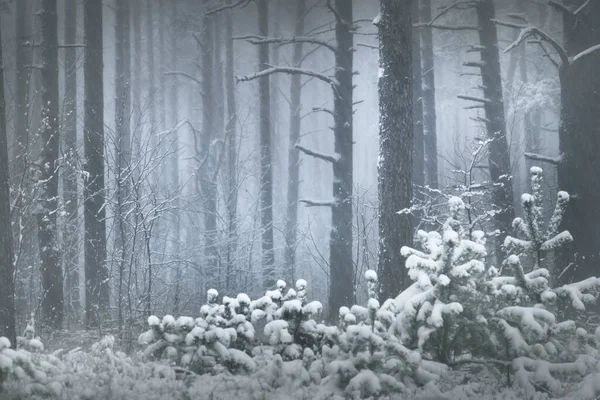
left=258, top=0, right=275, bottom=290
left=419, top=0, right=438, bottom=189
left=63, top=0, right=79, bottom=327
left=200, top=13, right=219, bottom=289
left=558, top=1, right=600, bottom=282
left=284, top=0, right=306, bottom=285
left=0, top=16, right=16, bottom=345
left=412, top=0, right=425, bottom=191
left=38, top=0, right=63, bottom=330
left=115, top=0, right=131, bottom=333
left=475, top=0, right=515, bottom=243
left=376, top=0, right=413, bottom=300
left=329, top=0, right=354, bottom=317
left=225, top=0, right=238, bottom=292
left=84, top=0, right=108, bottom=328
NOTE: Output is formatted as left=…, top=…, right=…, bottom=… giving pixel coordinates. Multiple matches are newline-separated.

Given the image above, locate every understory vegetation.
left=2, top=169, right=600, bottom=400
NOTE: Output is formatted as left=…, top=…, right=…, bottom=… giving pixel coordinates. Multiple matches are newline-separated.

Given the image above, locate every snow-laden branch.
left=413, top=22, right=478, bottom=31
left=429, top=0, right=479, bottom=25
left=295, top=144, right=339, bottom=164
left=457, top=95, right=491, bottom=104
left=493, top=20, right=569, bottom=68
left=236, top=66, right=336, bottom=87
left=572, top=44, right=600, bottom=63
left=524, top=152, right=564, bottom=165
left=235, top=35, right=337, bottom=53
left=300, top=199, right=336, bottom=208
left=205, top=0, right=252, bottom=16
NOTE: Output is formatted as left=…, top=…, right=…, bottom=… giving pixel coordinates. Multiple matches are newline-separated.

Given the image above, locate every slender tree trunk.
left=170, top=1, right=182, bottom=311
left=84, top=0, right=108, bottom=328
left=38, top=0, right=63, bottom=330
left=132, top=0, right=142, bottom=126
left=329, top=0, right=354, bottom=317
left=0, top=15, right=16, bottom=344
left=419, top=0, right=438, bottom=189
left=284, top=0, right=306, bottom=285
left=200, top=12, right=218, bottom=289
left=14, top=0, right=32, bottom=182
left=376, top=0, right=413, bottom=299
left=557, top=1, right=600, bottom=283
left=145, top=0, right=156, bottom=136
left=158, top=0, right=166, bottom=132
left=115, top=0, right=131, bottom=334
left=225, top=0, right=237, bottom=292
left=63, top=0, right=79, bottom=327
left=258, top=0, right=275, bottom=290
left=475, top=0, right=515, bottom=242
left=412, top=0, right=424, bottom=191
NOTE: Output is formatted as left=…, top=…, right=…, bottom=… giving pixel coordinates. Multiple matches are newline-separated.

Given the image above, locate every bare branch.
left=326, top=0, right=345, bottom=26
left=164, top=71, right=202, bottom=86
left=574, top=0, right=591, bottom=15
left=430, top=0, right=479, bottom=25
left=234, top=34, right=337, bottom=53
left=236, top=66, right=336, bottom=86
left=463, top=61, right=485, bottom=68
left=524, top=152, right=564, bottom=165
left=295, top=144, right=339, bottom=164
left=300, top=199, right=336, bottom=207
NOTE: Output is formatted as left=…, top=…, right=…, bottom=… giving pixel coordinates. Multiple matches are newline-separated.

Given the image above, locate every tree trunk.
left=38, top=0, right=63, bottom=330
left=0, top=15, right=16, bottom=344
left=412, top=0, right=425, bottom=191
left=63, top=0, right=79, bottom=327
left=258, top=0, right=275, bottom=290
left=115, top=0, right=131, bottom=333
left=225, top=0, right=237, bottom=292
left=200, top=12, right=219, bottom=289
left=145, top=0, right=156, bottom=137
left=329, top=0, right=354, bottom=317
left=557, top=1, right=600, bottom=283
left=376, top=0, right=413, bottom=300
left=14, top=0, right=32, bottom=182
left=475, top=0, right=515, bottom=242
left=84, top=0, right=108, bottom=328
left=419, top=0, right=438, bottom=189
left=284, top=0, right=306, bottom=285
left=158, top=0, right=166, bottom=132
left=132, top=0, right=142, bottom=125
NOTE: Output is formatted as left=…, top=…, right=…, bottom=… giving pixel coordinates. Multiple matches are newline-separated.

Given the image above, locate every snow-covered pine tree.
left=396, top=197, right=489, bottom=363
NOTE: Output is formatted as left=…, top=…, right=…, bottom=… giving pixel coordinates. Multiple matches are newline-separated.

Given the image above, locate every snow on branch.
left=429, top=0, right=479, bottom=25
left=493, top=21, right=569, bottom=68
left=300, top=199, right=336, bottom=208
left=524, top=152, right=564, bottom=165
left=205, top=0, right=252, bottom=16
left=295, top=144, right=339, bottom=164
left=235, top=35, right=337, bottom=53
left=413, top=22, right=478, bottom=31
left=236, top=66, right=336, bottom=87
left=457, top=95, right=491, bottom=104
left=572, top=44, right=600, bottom=63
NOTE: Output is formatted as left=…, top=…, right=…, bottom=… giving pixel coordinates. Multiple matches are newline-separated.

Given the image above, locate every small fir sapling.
left=396, top=196, right=488, bottom=363
left=17, top=314, right=44, bottom=353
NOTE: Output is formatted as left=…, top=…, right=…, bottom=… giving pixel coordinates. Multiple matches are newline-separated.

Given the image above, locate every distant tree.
left=0, top=14, right=16, bottom=345
left=84, top=0, right=108, bottom=328
left=38, top=0, right=64, bottom=330
left=411, top=0, right=424, bottom=192
left=376, top=0, right=414, bottom=299
left=257, top=0, right=275, bottom=290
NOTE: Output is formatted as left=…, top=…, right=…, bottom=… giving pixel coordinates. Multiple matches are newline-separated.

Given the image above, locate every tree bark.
left=475, top=0, right=515, bottom=243
left=258, top=0, right=275, bottom=290
left=329, top=0, right=354, bottom=317
left=225, top=0, right=238, bottom=292
left=37, top=0, right=63, bottom=330
left=63, top=0, right=79, bottom=327
left=0, top=14, right=16, bottom=345
left=412, top=0, right=425, bottom=191
left=419, top=0, right=438, bottom=189
left=376, top=0, right=413, bottom=300
left=115, top=0, right=131, bottom=333
left=557, top=1, right=600, bottom=283
left=132, top=0, right=142, bottom=125
left=284, top=0, right=306, bottom=285
left=84, top=0, right=108, bottom=328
